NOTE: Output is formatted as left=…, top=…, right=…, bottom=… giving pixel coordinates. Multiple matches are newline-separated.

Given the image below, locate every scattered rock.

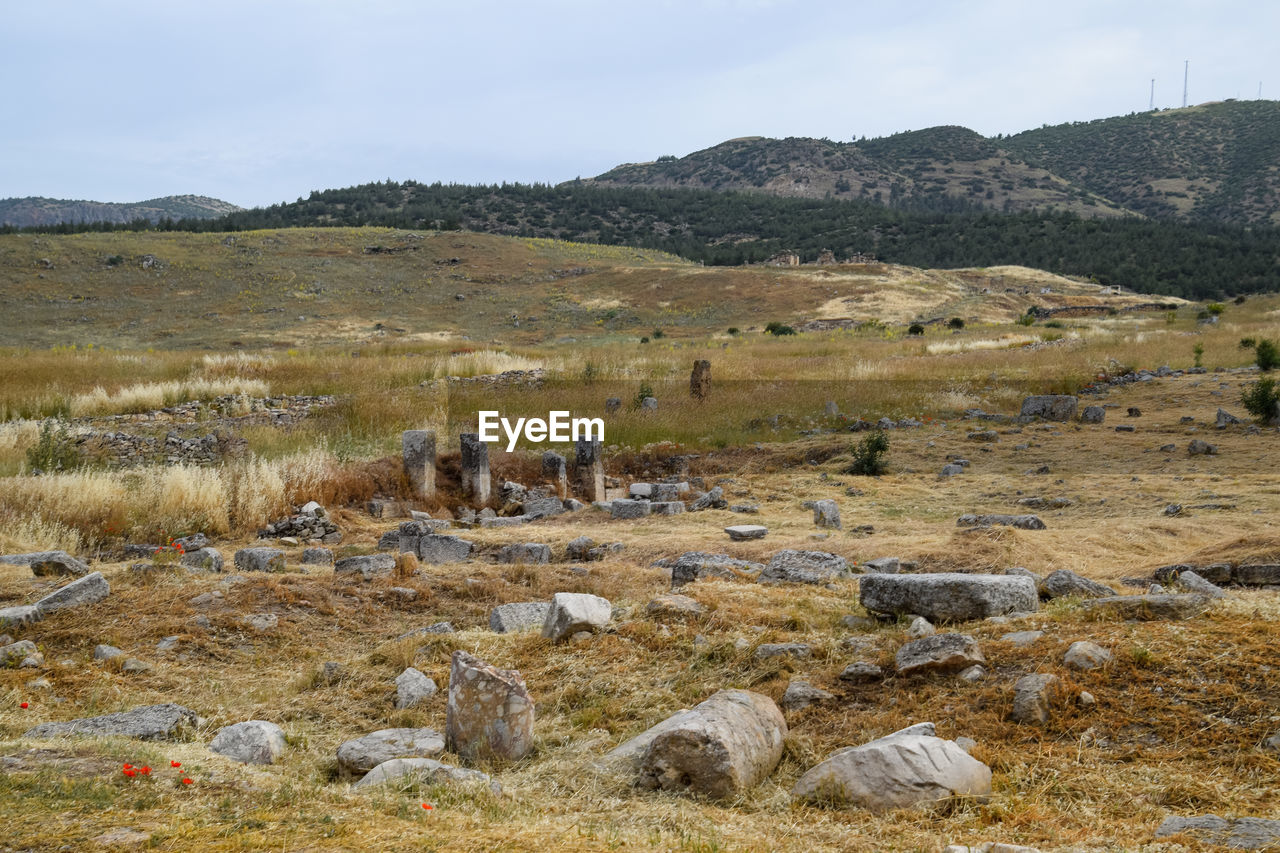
left=1020, top=395, right=1078, bottom=421
left=35, top=572, right=110, bottom=615
left=1080, top=406, right=1105, bottom=424
left=792, top=725, right=992, bottom=812
left=1154, top=815, right=1280, bottom=849
left=24, top=551, right=91, bottom=577
left=1063, top=641, right=1112, bottom=670
left=646, top=593, right=706, bottom=619
left=337, top=728, right=445, bottom=780
left=957, top=514, right=1046, bottom=530
left=1188, top=439, right=1218, bottom=456
left=300, top=548, right=333, bottom=566
left=1010, top=673, right=1062, bottom=724
left=233, top=548, right=285, bottom=573
left=808, top=499, right=842, bottom=529
left=488, top=602, right=551, bottom=633
left=610, top=499, right=651, bottom=520
left=780, top=681, right=834, bottom=712
left=661, top=552, right=764, bottom=587
left=1, top=639, right=38, bottom=667
left=542, top=592, right=611, bottom=641
left=354, top=757, right=499, bottom=793
left=760, top=550, right=848, bottom=585
left=1000, top=630, right=1043, bottom=648
left=907, top=616, right=935, bottom=638
left=496, top=543, right=551, bottom=564
left=406, top=533, right=473, bottom=564
left=394, top=667, right=438, bottom=709
left=334, top=553, right=395, bottom=580
left=1041, top=569, right=1116, bottom=599
left=1175, top=570, right=1226, bottom=598
left=180, top=548, right=224, bottom=572
left=896, top=634, right=985, bottom=676
left=724, top=525, right=767, bottom=541
left=1080, top=593, right=1212, bottom=620
left=93, top=644, right=125, bottom=662
left=210, top=720, right=286, bottom=764
left=839, top=661, right=883, bottom=682
left=755, top=642, right=811, bottom=660
left=25, top=703, right=198, bottom=741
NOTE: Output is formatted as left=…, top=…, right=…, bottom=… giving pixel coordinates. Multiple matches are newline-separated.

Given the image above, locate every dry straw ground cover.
left=1, top=232, right=1279, bottom=851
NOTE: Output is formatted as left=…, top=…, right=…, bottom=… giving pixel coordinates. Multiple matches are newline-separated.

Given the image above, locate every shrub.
left=907, top=323, right=925, bottom=335
left=1242, top=377, right=1280, bottom=424
left=26, top=420, right=78, bottom=473
left=651, top=328, right=665, bottom=339
left=1256, top=339, right=1280, bottom=372
left=1044, top=320, right=1064, bottom=329
left=947, top=317, right=965, bottom=330
left=726, top=327, right=740, bottom=336
left=640, top=336, right=649, bottom=344
left=844, top=431, right=889, bottom=476
left=632, top=382, right=654, bottom=410
left=1206, top=302, right=1225, bottom=316
left=1240, top=337, right=1257, bottom=350
left=106, top=254, right=124, bottom=266
left=1193, top=342, right=1204, bottom=368
left=765, top=321, right=796, bottom=336
left=1015, top=314, right=1035, bottom=326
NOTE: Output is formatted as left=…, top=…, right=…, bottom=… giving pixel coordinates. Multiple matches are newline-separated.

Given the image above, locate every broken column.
left=445, top=650, right=534, bottom=762
left=542, top=451, right=568, bottom=499
left=459, top=433, right=491, bottom=505
left=402, top=430, right=437, bottom=499
left=690, top=360, right=711, bottom=400
left=575, top=437, right=605, bottom=502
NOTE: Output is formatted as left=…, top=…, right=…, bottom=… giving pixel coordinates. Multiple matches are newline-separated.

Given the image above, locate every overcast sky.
left=3, top=0, right=1277, bottom=208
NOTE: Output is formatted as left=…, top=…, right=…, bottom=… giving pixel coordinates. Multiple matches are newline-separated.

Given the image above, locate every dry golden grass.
left=2, top=368, right=1279, bottom=850
left=3, top=233, right=1280, bottom=850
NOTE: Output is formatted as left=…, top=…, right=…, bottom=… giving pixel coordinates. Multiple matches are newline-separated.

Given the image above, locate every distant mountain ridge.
left=0, top=194, right=241, bottom=227
left=589, top=100, right=1280, bottom=225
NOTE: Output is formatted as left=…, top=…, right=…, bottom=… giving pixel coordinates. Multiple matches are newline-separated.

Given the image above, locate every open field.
left=2, top=229, right=1280, bottom=851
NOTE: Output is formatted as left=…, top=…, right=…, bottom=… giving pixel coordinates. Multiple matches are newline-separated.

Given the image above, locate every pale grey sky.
left=2, top=0, right=1276, bottom=208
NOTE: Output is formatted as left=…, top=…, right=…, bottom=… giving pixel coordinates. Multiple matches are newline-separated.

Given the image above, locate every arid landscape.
left=2, top=227, right=1280, bottom=851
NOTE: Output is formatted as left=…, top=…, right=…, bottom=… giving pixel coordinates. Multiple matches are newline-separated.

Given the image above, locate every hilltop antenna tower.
left=1182, top=60, right=1189, bottom=108
left=1150, top=78, right=1155, bottom=110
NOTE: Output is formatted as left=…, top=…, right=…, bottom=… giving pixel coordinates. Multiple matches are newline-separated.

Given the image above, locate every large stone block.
left=35, top=572, right=110, bottom=615
left=402, top=430, right=437, bottom=499
left=444, top=651, right=534, bottom=762
left=25, top=703, right=197, bottom=741
left=459, top=433, right=491, bottom=504
left=541, top=592, right=611, bottom=641
left=233, top=548, right=285, bottom=573
left=792, top=727, right=991, bottom=811
left=1020, top=395, right=1078, bottom=421
left=636, top=689, right=786, bottom=800
left=895, top=634, right=985, bottom=676
left=760, top=550, right=848, bottom=585
left=210, top=720, right=287, bottom=764
left=860, top=573, right=1038, bottom=622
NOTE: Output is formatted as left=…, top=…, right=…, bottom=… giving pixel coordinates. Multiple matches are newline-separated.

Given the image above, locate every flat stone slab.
left=1155, top=815, right=1280, bottom=849
left=234, top=548, right=285, bottom=572
left=657, top=552, right=764, bottom=587
left=725, top=525, right=768, bottom=541
left=337, top=728, right=445, bottom=780
left=354, top=757, right=499, bottom=794
left=334, top=553, right=395, bottom=580
left=1041, top=569, right=1115, bottom=599
left=25, top=703, right=198, bottom=741
left=1080, top=593, right=1212, bottom=620
left=2, top=551, right=90, bottom=577
left=760, top=550, right=848, bottom=585
left=610, top=499, right=651, bottom=520
left=896, top=634, right=985, bottom=676
left=860, top=573, right=1038, bottom=623
left=35, top=572, right=109, bottom=615
left=488, top=602, right=551, bottom=633
left=957, top=514, right=1046, bottom=530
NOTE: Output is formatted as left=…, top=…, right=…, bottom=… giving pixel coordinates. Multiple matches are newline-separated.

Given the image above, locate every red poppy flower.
left=140, top=766, right=151, bottom=775
left=171, top=760, right=181, bottom=768
left=421, top=803, right=433, bottom=810
left=123, top=764, right=133, bottom=770
left=123, top=769, right=137, bottom=777
left=19, top=702, right=28, bottom=709
left=182, top=778, right=192, bottom=785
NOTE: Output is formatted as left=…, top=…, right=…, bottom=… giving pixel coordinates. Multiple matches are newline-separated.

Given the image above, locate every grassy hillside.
left=593, top=101, right=1280, bottom=226
left=1004, top=100, right=1280, bottom=224
left=0, top=194, right=241, bottom=228
left=0, top=227, right=1188, bottom=351
left=591, top=129, right=1128, bottom=218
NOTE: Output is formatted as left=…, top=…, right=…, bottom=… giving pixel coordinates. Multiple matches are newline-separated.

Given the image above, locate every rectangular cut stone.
left=459, top=433, right=491, bottom=504
left=402, top=430, right=437, bottom=499
left=860, top=573, right=1038, bottom=622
